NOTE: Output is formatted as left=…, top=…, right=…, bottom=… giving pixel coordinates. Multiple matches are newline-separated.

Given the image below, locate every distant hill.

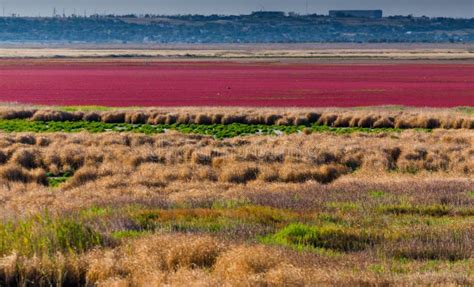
left=0, top=14, right=473, bottom=43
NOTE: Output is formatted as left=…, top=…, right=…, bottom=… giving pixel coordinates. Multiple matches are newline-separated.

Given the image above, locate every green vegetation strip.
left=1, top=200, right=472, bottom=260
left=0, top=120, right=409, bottom=138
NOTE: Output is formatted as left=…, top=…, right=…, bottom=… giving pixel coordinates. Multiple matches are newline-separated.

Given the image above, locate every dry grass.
left=0, top=122, right=472, bottom=286
left=0, top=107, right=473, bottom=129
left=0, top=129, right=471, bottom=214
left=1, top=232, right=472, bottom=286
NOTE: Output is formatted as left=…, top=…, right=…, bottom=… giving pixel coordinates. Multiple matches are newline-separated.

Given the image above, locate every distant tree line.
left=0, top=14, right=472, bottom=43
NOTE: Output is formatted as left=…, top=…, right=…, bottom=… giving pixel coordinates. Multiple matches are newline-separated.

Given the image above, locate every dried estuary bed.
left=0, top=128, right=473, bottom=286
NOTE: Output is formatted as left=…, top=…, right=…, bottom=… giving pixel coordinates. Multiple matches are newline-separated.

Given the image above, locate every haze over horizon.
left=0, top=0, right=473, bottom=18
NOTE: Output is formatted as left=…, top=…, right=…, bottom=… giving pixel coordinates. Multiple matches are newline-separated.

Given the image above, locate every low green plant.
left=326, top=201, right=361, bottom=212
left=131, top=205, right=299, bottom=233
left=263, top=223, right=381, bottom=252
left=369, top=190, right=386, bottom=198
left=0, top=119, right=410, bottom=139
left=0, top=213, right=105, bottom=257
left=46, top=170, right=74, bottom=187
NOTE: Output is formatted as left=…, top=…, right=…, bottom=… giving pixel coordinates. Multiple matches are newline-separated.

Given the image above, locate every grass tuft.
left=0, top=213, right=105, bottom=257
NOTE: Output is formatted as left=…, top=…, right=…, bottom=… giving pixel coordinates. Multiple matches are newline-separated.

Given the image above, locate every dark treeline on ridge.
left=0, top=12, right=473, bottom=43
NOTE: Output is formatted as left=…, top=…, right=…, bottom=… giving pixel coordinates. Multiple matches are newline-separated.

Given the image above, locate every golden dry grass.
left=0, top=106, right=473, bottom=129
left=0, top=129, right=472, bottom=215
left=2, top=233, right=472, bottom=286
left=0, top=120, right=472, bottom=286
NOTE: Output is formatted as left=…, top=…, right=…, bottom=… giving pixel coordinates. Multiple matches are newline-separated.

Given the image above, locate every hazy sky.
left=1, top=0, right=473, bottom=18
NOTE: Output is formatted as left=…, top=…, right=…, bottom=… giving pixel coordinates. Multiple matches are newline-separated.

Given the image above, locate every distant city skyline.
left=0, top=0, right=473, bottom=18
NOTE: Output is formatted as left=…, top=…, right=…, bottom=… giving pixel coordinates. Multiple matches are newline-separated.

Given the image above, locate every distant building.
left=251, top=11, right=286, bottom=18
left=329, top=10, right=383, bottom=19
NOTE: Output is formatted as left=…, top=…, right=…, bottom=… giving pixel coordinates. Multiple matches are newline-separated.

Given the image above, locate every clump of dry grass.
left=219, top=163, right=259, bottom=183
left=257, top=166, right=280, bottom=182
left=101, top=112, right=126, bottom=123
left=0, top=252, right=89, bottom=286
left=0, top=109, right=36, bottom=120
left=0, top=165, right=32, bottom=183
left=190, top=152, right=212, bottom=165
left=0, top=164, right=47, bottom=185
left=83, top=234, right=316, bottom=286
left=83, top=112, right=101, bottom=122
left=213, top=245, right=281, bottom=282
left=0, top=151, right=7, bottom=165
left=85, top=234, right=224, bottom=285
left=278, top=164, right=349, bottom=184
left=125, top=112, right=149, bottom=124
left=65, top=166, right=98, bottom=188
left=31, top=110, right=83, bottom=122
left=10, top=148, right=41, bottom=169
left=165, top=236, right=223, bottom=270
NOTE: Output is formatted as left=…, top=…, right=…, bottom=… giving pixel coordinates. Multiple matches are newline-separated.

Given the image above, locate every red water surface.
left=0, top=61, right=472, bottom=107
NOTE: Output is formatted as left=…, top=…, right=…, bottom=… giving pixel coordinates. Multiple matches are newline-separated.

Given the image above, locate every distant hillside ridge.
left=0, top=14, right=473, bottom=43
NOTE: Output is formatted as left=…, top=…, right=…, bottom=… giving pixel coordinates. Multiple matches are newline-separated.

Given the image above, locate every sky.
left=1, top=0, right=473, bottom=18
